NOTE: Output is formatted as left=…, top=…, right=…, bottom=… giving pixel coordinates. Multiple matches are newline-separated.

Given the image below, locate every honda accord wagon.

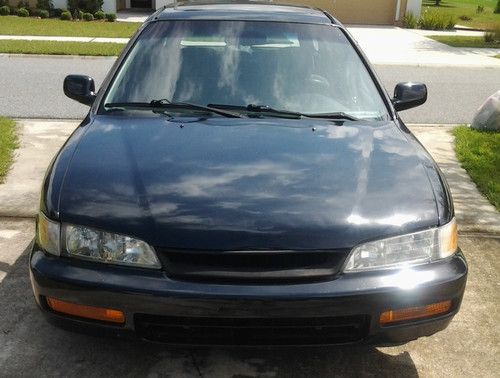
left=30, top=2, right=467, bottom=345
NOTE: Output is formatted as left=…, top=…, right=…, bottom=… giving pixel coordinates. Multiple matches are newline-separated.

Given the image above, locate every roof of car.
left=153, top=1, right=336, bottom=25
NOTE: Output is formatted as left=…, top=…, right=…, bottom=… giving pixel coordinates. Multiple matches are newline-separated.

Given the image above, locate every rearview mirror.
left=392, top=82, right=427, bottom=112
left=63, top=75, right=96, bottom=106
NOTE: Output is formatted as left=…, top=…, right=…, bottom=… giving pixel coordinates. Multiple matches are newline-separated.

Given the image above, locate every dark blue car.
left=30, top=2, right=467, bottom=345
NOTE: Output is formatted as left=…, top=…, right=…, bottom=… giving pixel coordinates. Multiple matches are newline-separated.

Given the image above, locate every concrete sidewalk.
left=411, top=29, right=486, bottom=37
left=0, top=120, right=77, bottom=217
left=116, top=10, right=151, bottom=23
left=347, top=26, right=500, bottom=66
left=411, top=126, right=500, bottom=234
left=0, top=35, right=129, bottom=44
left=1, top=26, right=500, bottom=66
left=0, top=120, right=498, bottom=235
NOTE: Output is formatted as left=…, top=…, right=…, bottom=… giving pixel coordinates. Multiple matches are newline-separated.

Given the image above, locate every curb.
left=371, top=61, right=500, bottom=68
left=13, top=117, right=81, bottom=122
left=0, top=215, right=35, bottom=220
left=454, top=25, right=488, bottom=32
left=407, top=124, right=462, bottom=127
left=459, top=231, right=500, bottom=238
left=0, top=53, right=118, bottom=59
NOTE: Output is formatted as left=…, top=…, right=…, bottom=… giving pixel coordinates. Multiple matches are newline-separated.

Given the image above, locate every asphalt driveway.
left=2, top=54, right=500, bottom=124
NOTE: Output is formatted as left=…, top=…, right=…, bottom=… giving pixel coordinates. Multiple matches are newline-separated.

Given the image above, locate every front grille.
left=135, top=314, right=369, bottom=345
left=155, top=248, right=347, bottom=283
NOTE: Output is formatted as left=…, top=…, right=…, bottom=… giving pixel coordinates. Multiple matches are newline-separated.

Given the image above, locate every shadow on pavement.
left=0, top=243, right=418, bottom=377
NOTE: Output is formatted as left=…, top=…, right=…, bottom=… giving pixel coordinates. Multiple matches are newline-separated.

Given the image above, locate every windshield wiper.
left=208, top=104, right=303, bottom=119
left=301, top=112, right=359, bottom=121
left=104, top=99, right=242, bottom=118
left=208, top=104, right=358, bottom=121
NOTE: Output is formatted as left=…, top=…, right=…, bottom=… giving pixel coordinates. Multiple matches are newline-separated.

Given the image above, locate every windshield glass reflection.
left=104, top=20, right=389, bottom=120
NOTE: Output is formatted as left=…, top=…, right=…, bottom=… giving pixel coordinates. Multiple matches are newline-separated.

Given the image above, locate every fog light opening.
left=46, top=297, right=125, bottom=324
left=379, top=300, right=452, bottom=326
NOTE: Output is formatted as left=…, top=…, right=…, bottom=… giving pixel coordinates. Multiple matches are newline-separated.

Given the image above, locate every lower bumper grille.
left=135, top=314, right=370, bottom=345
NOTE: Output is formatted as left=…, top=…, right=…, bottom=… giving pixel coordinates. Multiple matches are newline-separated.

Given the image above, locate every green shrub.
left=495, top=0, right=500, bottom=14
left=66, top=0, right=77, bottom=12
left=484, top=26, right=500, bottom=43
left=418, top=8, right=456, bottom=30
left=403, top=12, right=417, bottom=29
left=445, top=16, right=456, bottom=30
left=50, top=7, right=62, bottom=17
left=83, top=0, right=102, bottom=13
left=17, top=7, right=29, bottom=16
left=67, top=0, right=103, bottom=14
left=39, top=9, right=49, bottom=18
left=71, top=8, right=82, bottom=19
left=36, top=0, right=52, bottom=10
left=418, top=9, right=438, bottom=29
left=60, top=10, right=72, bottom=20
left=0, top=5, right=9, bottom=15
left=17, top=0, right=29, bottom=9
left=94, top=9, right=104, bottom=19
left=82, top=11, right=93, bottom=20
left=105, top=12, right=116, bottom=22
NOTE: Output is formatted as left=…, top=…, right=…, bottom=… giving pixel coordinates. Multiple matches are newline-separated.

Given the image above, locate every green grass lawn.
left=0, top=117, right=18, bottom=184
left=429, top=35, right=500, bottom=47
left=422, top=0, right=500, bottom=30
left=0, top=40, right=125, bottom=56
left=453, top=126, right=500, bottom=211
left=0, top=16, right=140, bottom=38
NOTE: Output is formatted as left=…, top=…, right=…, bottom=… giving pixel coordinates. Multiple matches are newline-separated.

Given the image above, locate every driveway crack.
left=189, top=350, right=203, bottom=378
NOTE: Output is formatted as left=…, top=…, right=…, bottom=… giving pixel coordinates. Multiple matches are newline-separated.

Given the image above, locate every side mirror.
left=392, top=82, right=427, bottom=112
left=63, top=75, right=96, bottom=106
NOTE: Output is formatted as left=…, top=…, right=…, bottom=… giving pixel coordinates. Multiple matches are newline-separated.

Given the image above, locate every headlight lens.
left=63, top=224, right=161, bottom=269
left=37, top=212, right=60, bottom=256
left=344, top=218, right=457, bottom=272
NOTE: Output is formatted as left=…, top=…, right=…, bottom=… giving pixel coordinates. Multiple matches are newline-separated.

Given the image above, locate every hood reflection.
left=59, top=117, right=438, bottom=249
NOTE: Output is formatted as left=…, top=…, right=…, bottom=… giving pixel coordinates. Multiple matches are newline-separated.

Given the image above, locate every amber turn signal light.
left=380, top=300, right=452, bottom=326
left=46, top=297, right=125, bottom=324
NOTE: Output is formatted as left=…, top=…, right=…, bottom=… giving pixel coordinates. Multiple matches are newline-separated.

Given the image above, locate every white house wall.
left=51, top=0, right=66, bottom=10
left=51, top=0, right=115, bottom=13
left=155, top=0, right=173, bottom=9
left=102, top=1, right=116, bottom=13
left=406, top=0, right=422, bottom=17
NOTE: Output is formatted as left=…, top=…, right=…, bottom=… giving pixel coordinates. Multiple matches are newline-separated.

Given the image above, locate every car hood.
left=59, top=116, right=438, bottom=250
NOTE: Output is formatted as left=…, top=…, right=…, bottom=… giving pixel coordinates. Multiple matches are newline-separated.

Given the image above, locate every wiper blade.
left=104, top=100, right=242, bottom=118
left=301, top=112, right=359, bottom=121
left=208, top=104, right=359, bottom=121
left=208, top=104, right=303, bottom=119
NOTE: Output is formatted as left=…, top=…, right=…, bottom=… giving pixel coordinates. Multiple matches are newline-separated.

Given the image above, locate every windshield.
left=103, top=20, right=389, bottom=120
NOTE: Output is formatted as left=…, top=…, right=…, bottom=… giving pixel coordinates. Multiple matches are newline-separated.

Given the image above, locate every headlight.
left=63, top=224, right=161, bottom=269
left=37, top=212, right=61, bottom=256
left=344, top=218, right=457, bottom=273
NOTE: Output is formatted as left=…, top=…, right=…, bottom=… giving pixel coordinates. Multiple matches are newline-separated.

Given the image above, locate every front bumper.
left=29, top=244, right=467, bottom=346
